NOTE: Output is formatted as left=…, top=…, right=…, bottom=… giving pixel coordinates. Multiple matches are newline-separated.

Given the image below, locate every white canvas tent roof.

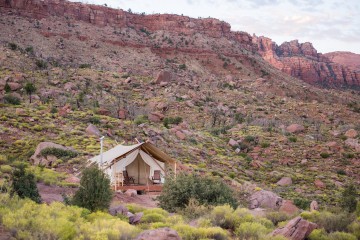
left=88, top=142, right=177, bottom=183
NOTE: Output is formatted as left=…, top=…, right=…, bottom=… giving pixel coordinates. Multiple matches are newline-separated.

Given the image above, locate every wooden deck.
left=113, top=184, right=163, bottom=192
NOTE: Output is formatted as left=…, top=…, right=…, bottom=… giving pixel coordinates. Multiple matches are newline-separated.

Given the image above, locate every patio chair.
left=123, top=170, right=135, bottom=185
left=152, top=170, right=162, bottom=184
left=114, top=172, right=124, bottom=191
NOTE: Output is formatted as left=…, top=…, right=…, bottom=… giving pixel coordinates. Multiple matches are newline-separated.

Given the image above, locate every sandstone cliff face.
left=253, top=36, right=360, bottom=88
left=324, top=51, right=360, bottom=73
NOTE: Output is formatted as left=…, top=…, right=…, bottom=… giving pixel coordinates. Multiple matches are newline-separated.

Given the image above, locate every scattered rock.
left=154, top=71, right=172, bottom=84
left=148, top=112, right=164, bottom=122
left=86, top=124, right=101, bottom=137
left=15, top=108, right=26, bottom=116
left=135, top=227, right=181, bottom=240
left=175, top=131, right=186, bottom=140
left=8, top=82, right=21, bottom=91
left=287, top=124, right=305, bottom=133
left=30, top=142, right=74, bottom=166
left=345, top=138, right=360, bottom=151
left=314, top=179, right=325, bottom=189
left=118, top=108, right=127, bottom=119
left=64, top=175, right=80, bottom=185
left=64, top=82, right=76, bottom=91
left=310, top=201, right=319, bottom=211
left=249, top=190, right=283, bottom=210
left=228, top=138, right=238, bottom=147
left=58, top=104, right=72, bottom=117
left=271, top=217, right=317, bottom=240
left=277, top=177, right=292, bottom=186
left=280, top=200, right=300, bottom=215
left=129, top=212, right=143, bottom=225
left=345, top=129, right=358, bottom=138
left=125, top=189, right=137, bottom=197
left=109, top=205, right=129, bottom=216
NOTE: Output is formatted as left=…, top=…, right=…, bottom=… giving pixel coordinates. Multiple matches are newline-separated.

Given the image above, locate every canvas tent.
left=88, top=142, right=177, bottom=185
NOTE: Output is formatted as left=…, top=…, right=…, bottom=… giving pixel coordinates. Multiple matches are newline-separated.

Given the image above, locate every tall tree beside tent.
left=72, top=167, right=113, bottom=212
left=11, top=164, right=41, bottom=203
left=24, top=82, right=36, bottom=103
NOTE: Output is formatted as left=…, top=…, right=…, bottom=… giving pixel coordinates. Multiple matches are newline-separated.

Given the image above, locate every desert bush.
left=320, top=152, right=330, bottom=158
left=72, top=167, right=113, bottom=211
left=266, top=211, right=291, bottom=226
left=31, top=166, right=67, bottom=186
left=293, top=197, right=311, bottom=210
left=288, top=136, right=297, bottom=142
left=348, top=220, right=360, bottom=239
left=178, top=198, right=211, bottom=219
left=8, top=42, right=17, bottom=50
left=158, top=173, right=238, bottom=212
left=0, top=165, right=12, bottom=173
left=341, top=184, right=358, bottom=213
left=126, top=203, right=146, bottom=213
left=163, top=116, right=183, bottom=128
left=79, top=63, right=91, bottom=69
left=35, top=59, right=47, bottom=69
left=328, top=231, right=357, bottom=240
left=0, top=155, right=7, bottom=164
left=173, top=223, right=229, bottom=240
left=40, top=147, right=78, bottom=160
left=141, top=213, right=166, bottom=223
left=89, top=116, right=100, bottom=124
left=11, top=164, right=41, bottom=203
left=235, top=222, right=271, bottom=240
left=260, top=141, right=270, bottom=148
left=4, top=83, right=11, bottom=93
left=210, top=205, right=240, bottom=230
left=302, top=211, right=354, bottom=233
left=4, top=94, right=21, bottom=105
left=134, top=115, right=148, bottom=125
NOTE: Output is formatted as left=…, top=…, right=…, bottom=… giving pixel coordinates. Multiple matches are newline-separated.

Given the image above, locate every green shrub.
left=293, top=198, right=311, bottom=210
left=260, top=142, right=270, bottom=148
left=304, top=211, right=354, bottom=233
left=79, top=63, right=91, bottom=69
left=126, top=203, right=146, bottom=214
left=8, top=42, right=18, bottom=50
left=72, top=167, right=113, bottom=211
left=163, top=116, right=183, bottom=128
left=179, top=198, right=211, bottom=219
left=40, top=147, right=78, bottom=160
left=4, top=83, right=11, bottom=93
left=348, top=220, right=360, bottom=239
left=288, top=136, right=297, bottom=142
left=141, top=213, right=166, bottom=223
left=4, top=94, right=21, bottom=105
left=266, top=211, right=291, bottom=226
left=11, top=164, right=41, bottom=203
left=0, top=165, right=12, bottom=173
left=320, top=152, right=330, bottom=158
left=25, top=46, right=33, bottom=53
left=309, top=229, right=328, bottom=240
left=0, top=155, right=7, bottom=164
left=89, top=116, right=100, bottom=124
left=328, top=232, right=357, bottom=240
left=179, top=63, right=186, bottom=70
left=341, top=184, right=358, bottom=213
left=134, top=115, right=148, bottom=125
left=35, top=59, right=47, bottom=69
left=210, top=205, right=240, bottom=230
left=158, top=173, right=238, bottom=212
left=173, top=224, right=229, bottom=240
left=235, top=222, right=270, bottom=240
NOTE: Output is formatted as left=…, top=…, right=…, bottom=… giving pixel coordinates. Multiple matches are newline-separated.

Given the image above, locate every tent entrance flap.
left=126, top=153, right=150, bottom=185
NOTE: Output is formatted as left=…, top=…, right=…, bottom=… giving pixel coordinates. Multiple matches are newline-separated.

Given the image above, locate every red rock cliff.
left=253, top=36, right=360, bottom=88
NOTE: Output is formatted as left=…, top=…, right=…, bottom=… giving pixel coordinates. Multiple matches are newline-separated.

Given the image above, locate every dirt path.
left=0, top=225, right=11, bottom=240
left=112, top=192, right=159, bottom=208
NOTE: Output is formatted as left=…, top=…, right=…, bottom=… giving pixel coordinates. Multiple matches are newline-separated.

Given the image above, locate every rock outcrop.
left=30, top=142, right=75, bottom=165
left=249, top=190, right=283, bottom=210
left=271, top=217, right=317, bottom=240
left=253, top=36, right=360, bottom=89
left=324, top=51, right=360, bottom=72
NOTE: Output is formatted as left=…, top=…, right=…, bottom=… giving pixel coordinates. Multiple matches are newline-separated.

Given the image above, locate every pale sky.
left=73, top=0, right=360, bottom=54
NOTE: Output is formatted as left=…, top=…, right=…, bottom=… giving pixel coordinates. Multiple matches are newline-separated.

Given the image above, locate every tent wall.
left=127, top=154, right=150, bottom=185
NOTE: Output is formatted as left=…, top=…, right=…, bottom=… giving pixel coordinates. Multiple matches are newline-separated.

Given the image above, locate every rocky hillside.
left=324, top=51, right=360, bottom=73
left=1, top=0, right=359, bottom=90
left=0, top=0, right=359, bottom=209
left=253, top=36, right=360, bottom=89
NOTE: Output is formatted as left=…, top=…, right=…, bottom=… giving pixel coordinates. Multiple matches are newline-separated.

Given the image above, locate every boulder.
left=148, top=112, right=164, bottom=122
left=310, top=201, right=319, bottom=211
left=228, top=138, right=238, bottom=147
left=279, top=200, right=300, bottom=215
left=277, top=177, right=292, bottom=186
left=86, top=124, right=101, bottom=137
left=345, top=138, right=360, bottom=151
left=129, top=212, right=143, bottom=225
left=271, top=217, right=317, bottom=240
left=314, top=179, right=325, bottom=189
left=154, top=71, right=172, bottom=84
left=30, top=142, right=74, bottom=166
left=345, top=129, right=358, bottom=138
left=125, top=189, right=137, bottom=197
left=64, top=175, right=80, bottom=185
left=287, top=124, right=305, bottom=133
left=249, top=190, right=283, bottom=210
left=109, top=205, right=129, bottom=216
left=135, top=227, right=181, bottom=240
left=175, top=131, right=186, bottom=140
left=8, top=82, right=22, bottom=91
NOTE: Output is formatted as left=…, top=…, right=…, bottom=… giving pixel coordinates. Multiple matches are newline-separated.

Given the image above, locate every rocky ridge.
left=253, top=36, right=360, bottom=89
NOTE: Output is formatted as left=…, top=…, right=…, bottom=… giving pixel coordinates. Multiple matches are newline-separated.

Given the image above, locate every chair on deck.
left=152, top=170, right=162, bottom=184
left=114, top=172, right=124, bottom=191
left=123, top=170, right=135, bottom=185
